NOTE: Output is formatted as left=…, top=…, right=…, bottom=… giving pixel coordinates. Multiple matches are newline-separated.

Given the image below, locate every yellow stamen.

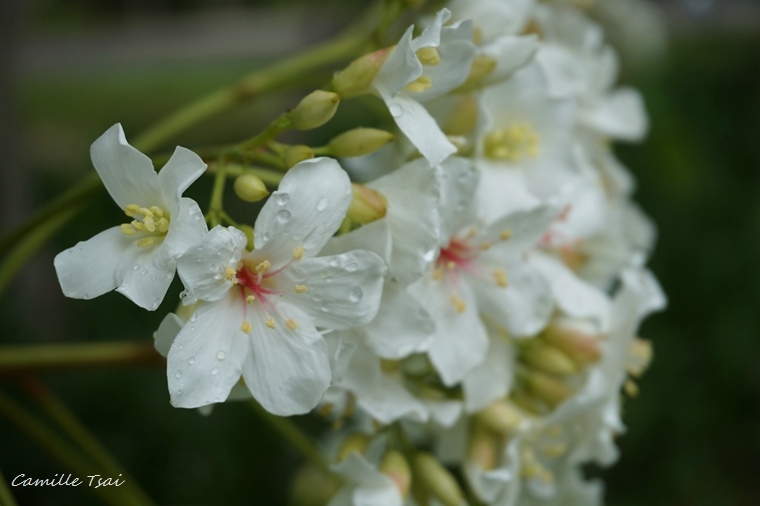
left=157, top=217, right=170, bottom=233
left=404, top=75, right=432, bottom=93
left=432, top=268, right=443, bottom=281
left=124, top=204, right=142, bottom=217
left=149, top=206, right=164, bottom=218
left=224, top=267, right=237, bottom=283
left=493, top=268, right=508, bottom=288
left=480, top=242, right=491, bottom=250
left=137, top=237, right=155, bottom=248
left=450, top=294, right=467, bottom=313
left=120, top=224, right=137, bottom=236
left=241, top=321, right=252, bottom=334
left=285, top=319, right=298, bottom=330
left=246, top=295, right=256, bottom=304
left=624, top=379, right=639, bottom=397
left=500, top=229, right=512, bottom=241
left=484, top=124, right=540, bottom=162
left=131, top=220, right=146, bottom=231
left=143, top=216, right=156, bottom=232
left=294, top=284, right=308, bottom=293
left=255, top=260, right=271, bottom=274
left=416, top=47, right=440, bottom=66
left=446, top=260, right=456, bottom=270
left=265, top=317, right=276, bottom=329
left=293, top=246, right=305, bottom=260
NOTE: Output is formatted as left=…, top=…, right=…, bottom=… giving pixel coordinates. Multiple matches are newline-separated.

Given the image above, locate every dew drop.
left=166, top=272, right=174, bottom=280
left=389, top=103, right=403, bottom=118
left=276, top=209, right=292, bottom=223
left=151, top=300, right=160, bottom=310
left=82, top=293, right=90, bottom=300
left=190, top=313, right=197, bottom=322
left=141, top=269, right=148, bottom=276
left=320, top=304, right=330, bottom=313
left=276, top=193, right=290, bottom=206
left=151, top=276, right=157, bottom=281
left=216, top=350, right=226, bottom=361
left=316, top=198, right=328, bottom=211
left=176, top=389, right=182, bottom=395
left=211, top=368, right=219, bottom=376
left=329, top=257, right=340, bottom=268
left=189, top=326, right=196, bottom=332
left=133, top=264, right=140, bottom=271
left=349, top=286, right=363, bottom=302
left=175, top=370, right=183, bottom=379
left=345, top=263, right=358, bottom=272
left=188, top=357, right=196, bottom=365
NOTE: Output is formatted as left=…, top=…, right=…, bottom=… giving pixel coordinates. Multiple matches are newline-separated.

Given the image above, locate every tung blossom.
left=54, top=123, right=207, bottom=310
left=167, top=158, right=386, bottom=416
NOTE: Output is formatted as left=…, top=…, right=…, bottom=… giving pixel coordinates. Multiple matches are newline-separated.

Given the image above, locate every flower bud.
left=412, top=453, right=465, bottom=506
left=525, top=370, right=573, bottom=408
left=336, top=433, right=371, bottom=463
left=467, top=424, right=498, bottom=470
left=476, top=399, right=523, bottom=435
left=380, top=450, right=412, bottom=498
left=542, top=323, right=602, bottom=364
left=520, top=340, right=579, bottom=376
left=290, top=465, right=340, bottom=506
left=347, top=183, right=388, bottom=224
left=233, top=174, right=269, bottom=203
left=332, top=47, right=392, bottom=98
left=290, top=90, right=340, bottom=131
left=328, top=128, right=395, bottom=158
left=284, top=144, right=315, bottom=169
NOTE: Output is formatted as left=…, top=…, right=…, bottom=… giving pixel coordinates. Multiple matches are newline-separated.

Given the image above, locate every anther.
left=293, top=246, right=305, bottom=260
left=294, top=285, right=308, bottom=293
left=144, top=216, right=156, bottom=232
left=404, top=75, right=433, bottom=93
left=500, top=229, right=512, bottom=241
left=265, top=317, right=276, bottom=329
left=286, top=319, right=298, bottom=330
left=246, top=295, right=256, bottom=304
left=493, top=268, right=508, bottom=288
left=432, top=268, right=443, bottom=281
left=450, top=294, right=467, bottom=313
left=120, top=224, right=137, bottom=235
left=241, top=321, right=252, bottom=334
left=137, top=237, right=155, bottom=248
left=224, top=267, right=237, bottom=283
left=255, top=260, right=271, bottom=274
left=416, top=47, right=441, bottom=66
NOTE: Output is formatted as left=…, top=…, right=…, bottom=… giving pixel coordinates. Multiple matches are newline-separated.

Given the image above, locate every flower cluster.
left=54, top=1, right=665, bottom=504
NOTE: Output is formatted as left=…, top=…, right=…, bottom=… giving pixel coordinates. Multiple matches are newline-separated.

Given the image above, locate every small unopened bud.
left=453, top=54, right=497, bottom=93
left=336, top=433, right=371, bottom=462
left=290, top=90, right=340, bottom=131
left=284, top=144, right=315, bottom=168
left=332, top=47, right=392, bottom=98
left=467, top=424, right=498, bottom=470
left=521, top=340, right=579, bottom=376
left=526, top=370, right=573, bottom=408
left=347, top=183, right=388, bottom=224
left=328, top=128, right=395, bottom=158
left=233, top=174, right=269, bottom=203
left=542, top=323, right=602, bottom=364
left=380, top=450, right=412, bottom=498
left=476, top=399, right=523, bottom=435
left=412, top=453, right=465, bottom=506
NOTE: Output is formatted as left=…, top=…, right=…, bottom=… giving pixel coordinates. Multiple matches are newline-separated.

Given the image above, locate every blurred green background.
left=0, top=0, right=757, bottom=505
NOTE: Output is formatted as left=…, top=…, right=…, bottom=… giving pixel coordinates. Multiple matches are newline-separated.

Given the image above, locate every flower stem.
left=0, top=341, right=162, bottom=376
left=0, top=389, right=143, bottom=506
left=247, top=401, right=333, bottom=477
left=20, top=378, right=156, bottom=506
left=206, top=168, right=228, bottom=227
left=0, top=468, right=19, bottom=506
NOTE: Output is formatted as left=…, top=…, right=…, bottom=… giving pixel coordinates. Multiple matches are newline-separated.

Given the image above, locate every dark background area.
left=0, top=0, right=758, bottom=505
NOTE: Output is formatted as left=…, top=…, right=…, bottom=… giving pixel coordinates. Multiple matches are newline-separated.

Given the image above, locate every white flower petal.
left=177, top=226, right=247, bottom=304
left=438, top=157, right=479, bottom=239
left=168, top=295, right=249, bottom=409
left=360, top=284, right=433, bottom=360
left=157, top=146, right=207, bottom=204
left=374, top=26, right=421, bottom=97
left=254, top=158, right=351, bottom=262
left=89, top=123, right=162, bottom=209
left=283, top=251, right=386, bottom=330
left=484, top=35, right=540, bottom=84
left=580, top=87, right=648, bottom=141
left=462, top=336, right=514, bottom=412
left=154, top=312, right=184, bottom=357
left=115, top=245, right=175, bottom=310
left=161, top=198, right=208, bottom=259
left=321, top=219, right=393, bottom=269
left=54, top=226, right=130, bottom=302
left=484, top=206, right=556, bottom=257
left=243, top=303, right=331, bottom=416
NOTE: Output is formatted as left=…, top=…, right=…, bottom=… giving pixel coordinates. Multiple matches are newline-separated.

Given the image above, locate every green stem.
left=206, top=168, right=228, bottom=227
left=0, top=389, right=140, bottom=506
left=0, top=341, right=162, bottom=376
left=237, top=113, right=293, bottom=153
left=0, top=468, right=19, bottom=506
left=247, top=401, right=332, bottom=476
left=21, top=378, right=155, bottom=506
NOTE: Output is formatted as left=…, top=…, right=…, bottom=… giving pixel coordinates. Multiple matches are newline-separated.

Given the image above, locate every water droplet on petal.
left=320, top=304, right=330, bottom=313
left=189, top=326, right=196, bottom=332
left=345, top=263, right=358, bottom=272
left=82, top=293, right=90, bottom=300
left=175, top=370, right=183, bottom=379
left=188, top=357, right=196, bottom=365
left=211, top=368, right=218, bottom=376
left=316, top=198, right=328, bottom=211
left=190, top=313, right=197, bottom=322
left=389, top=103, right=403, bottom=118
left=276, top=209, right=292, bottom=223
left=217, top=350, right=226, bottom=361
left=141, top=269, right=148, bottom=276
left=276, top=193, right=290, bottom=206
left=151, top=300, right=160, bottom=310
left=133, top=264, right=140, bottom=271
left=349, top=286, right=363, bottom=302
left=329, top=257, right=340, bottom=268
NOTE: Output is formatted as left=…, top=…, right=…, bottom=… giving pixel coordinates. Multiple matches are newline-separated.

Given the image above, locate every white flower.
left=167, top=157, right=386, bottom=416
left=373, top=9, right=477, bottom=167
left=329, top=450, right=405, bottom=506
left=54, top=123, right=207, bottom=310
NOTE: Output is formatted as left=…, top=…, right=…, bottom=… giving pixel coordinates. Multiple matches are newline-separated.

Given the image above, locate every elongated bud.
left=542, top=323, right=602, bottom=364
left=453, top=54, right=497, bottom=93
left=336, top=433, right=371, bottom=462
left=290, top=90, right=340, bottom=131
left=380, top=450, right=412, bottom=498
left=233, top=174, right=269, bottom=203
left=520, top=340, right=579, bottom=375
left=284, top=144, right=315, bottom=168
left=476, top=399, right=523, bottom=435
left=332, top=47, right=392, bottom=98
left=328, top=128, right=395, bottom=158
left=347, top=183, right=388, bottom=224
left=467, top=424, right=498, bottom=470
left=412, top=453, right=465, bottom=506
left=525, top=370, right=573, bottom=408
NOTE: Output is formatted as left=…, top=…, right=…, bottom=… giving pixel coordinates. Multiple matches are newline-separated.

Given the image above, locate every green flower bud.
left=290, top=90, right=340, bottom=131
left=467, top=423, right=498, bottom=470
left=379, top=450, right=412, bottom=498
left=525, top=370, right=573, bottom=408
left=520, top=340, right=579, bottom=375
left=542, top=323, right=602, bottom=364
left=284, top=144, right=315, bottom=168
left=476, top=399, right=523, bottom=435
left=412, top=453, right=465, bottom=506
left=329, top=128, right=395, bottom=158
left=332, top=47, right=392, bottom=98
left=233, top=174, right=269, bottom=203
left=336, top=433, right=371, bottom=463
left=347, top=183, right=388, bottom=225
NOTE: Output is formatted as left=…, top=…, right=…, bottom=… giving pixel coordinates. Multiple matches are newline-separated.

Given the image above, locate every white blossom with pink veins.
left=167, top=158, right=386, bottom=416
